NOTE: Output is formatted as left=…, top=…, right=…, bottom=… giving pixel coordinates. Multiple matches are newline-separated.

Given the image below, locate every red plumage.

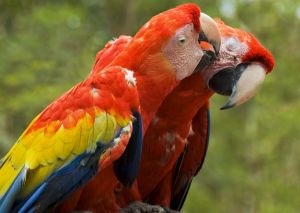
left=26, top=68, right=138, bottom=135
left=57, top=17, right=275, bottom=213
left=56, top=3, right=204, bottom=212
left=133, top=19, right=275, bottom=209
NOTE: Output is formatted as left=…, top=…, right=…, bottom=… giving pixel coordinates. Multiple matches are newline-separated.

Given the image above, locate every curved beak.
left=199, top=13, right=221, bottom=55
left=208, top=63, right=267, bottom=110
left=195, top=13, right=221, bottom=71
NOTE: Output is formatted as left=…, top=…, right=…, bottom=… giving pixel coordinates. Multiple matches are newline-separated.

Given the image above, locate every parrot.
left=133, top=19, right=275, bottom=210
left=55, top=5, right=221, bottom=212
left=168, top=19, right=275, bottom=210
left=57, top=18, right=275, bottom=213
left=0, top=3, right=221, bottom=213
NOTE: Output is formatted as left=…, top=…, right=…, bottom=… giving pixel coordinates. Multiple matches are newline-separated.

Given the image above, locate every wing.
left=51, top=36, right=135, bottom=212
left=92, top=35, right=142, bottom=187
left=170, top=102, right=210, bottom=210
left=0, top=66, right=141, bottom=212
left=93, top=35, right=142, bottom=187
left=114, top=111, right=143, bottom=187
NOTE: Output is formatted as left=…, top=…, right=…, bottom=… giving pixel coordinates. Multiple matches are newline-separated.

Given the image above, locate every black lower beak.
left=195, top=50, right=216, bottom=72
left=208, top=63, right=249, bottom=96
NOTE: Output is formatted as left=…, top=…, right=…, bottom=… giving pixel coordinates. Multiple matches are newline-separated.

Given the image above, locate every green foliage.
left=0, top=0, right=299, bottom=212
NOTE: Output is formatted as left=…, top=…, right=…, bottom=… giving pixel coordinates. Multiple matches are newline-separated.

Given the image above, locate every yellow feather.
left=116, top=116, right=131, bottom=128
left=94, top=112, right=117, bottom=144
left=54, top=126, right=75, bottom=160
left=72, top=113, right=93, bottom=154
left=0, top=109, right=131, bottom=200
left=43, top=147, right=57, bottom=164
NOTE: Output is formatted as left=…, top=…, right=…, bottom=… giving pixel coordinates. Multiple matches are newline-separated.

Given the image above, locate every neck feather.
left=108, top=41, right=179, bottom=131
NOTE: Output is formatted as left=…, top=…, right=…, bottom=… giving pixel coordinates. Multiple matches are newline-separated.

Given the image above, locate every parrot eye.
left=178, top=36, right=186, bottom=44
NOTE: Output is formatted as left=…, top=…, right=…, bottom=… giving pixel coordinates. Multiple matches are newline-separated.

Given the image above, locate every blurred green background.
left=0, top=0, right=299, bottom=212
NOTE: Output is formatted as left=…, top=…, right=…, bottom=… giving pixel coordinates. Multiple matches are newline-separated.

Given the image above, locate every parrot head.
left=91, top=4, right=221, bottom=130
left=113, top=3, right=221, bottom=81
left=201, top=19, right=275, bottom=109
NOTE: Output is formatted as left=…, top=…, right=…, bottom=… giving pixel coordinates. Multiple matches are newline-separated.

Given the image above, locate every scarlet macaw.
left=0, top=4, right=221, bottom=212
left=60, top=19, right=274, bottom=213
left=135, top=19, right=275, bottom=210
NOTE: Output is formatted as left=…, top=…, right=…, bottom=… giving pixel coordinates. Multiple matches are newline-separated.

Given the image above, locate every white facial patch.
left=162, top=24, right=204, bottom=80
left=224, top=37, right=248, bottom=56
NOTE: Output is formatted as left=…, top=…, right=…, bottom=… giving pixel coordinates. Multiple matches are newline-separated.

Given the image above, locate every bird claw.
left=120, top=201, right=180, bottom=213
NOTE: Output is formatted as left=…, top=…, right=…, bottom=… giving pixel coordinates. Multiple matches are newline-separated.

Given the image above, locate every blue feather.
left=2, top=113, right=140, bottom=212
left=114, top=111, right=143, bottom=187
left=0, top=167, right=27, bottom=213
left=12, top=143, right=106, bottom=213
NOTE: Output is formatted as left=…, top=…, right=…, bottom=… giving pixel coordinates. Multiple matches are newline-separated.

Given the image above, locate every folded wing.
left=0, top=66, right=142, bottom=212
